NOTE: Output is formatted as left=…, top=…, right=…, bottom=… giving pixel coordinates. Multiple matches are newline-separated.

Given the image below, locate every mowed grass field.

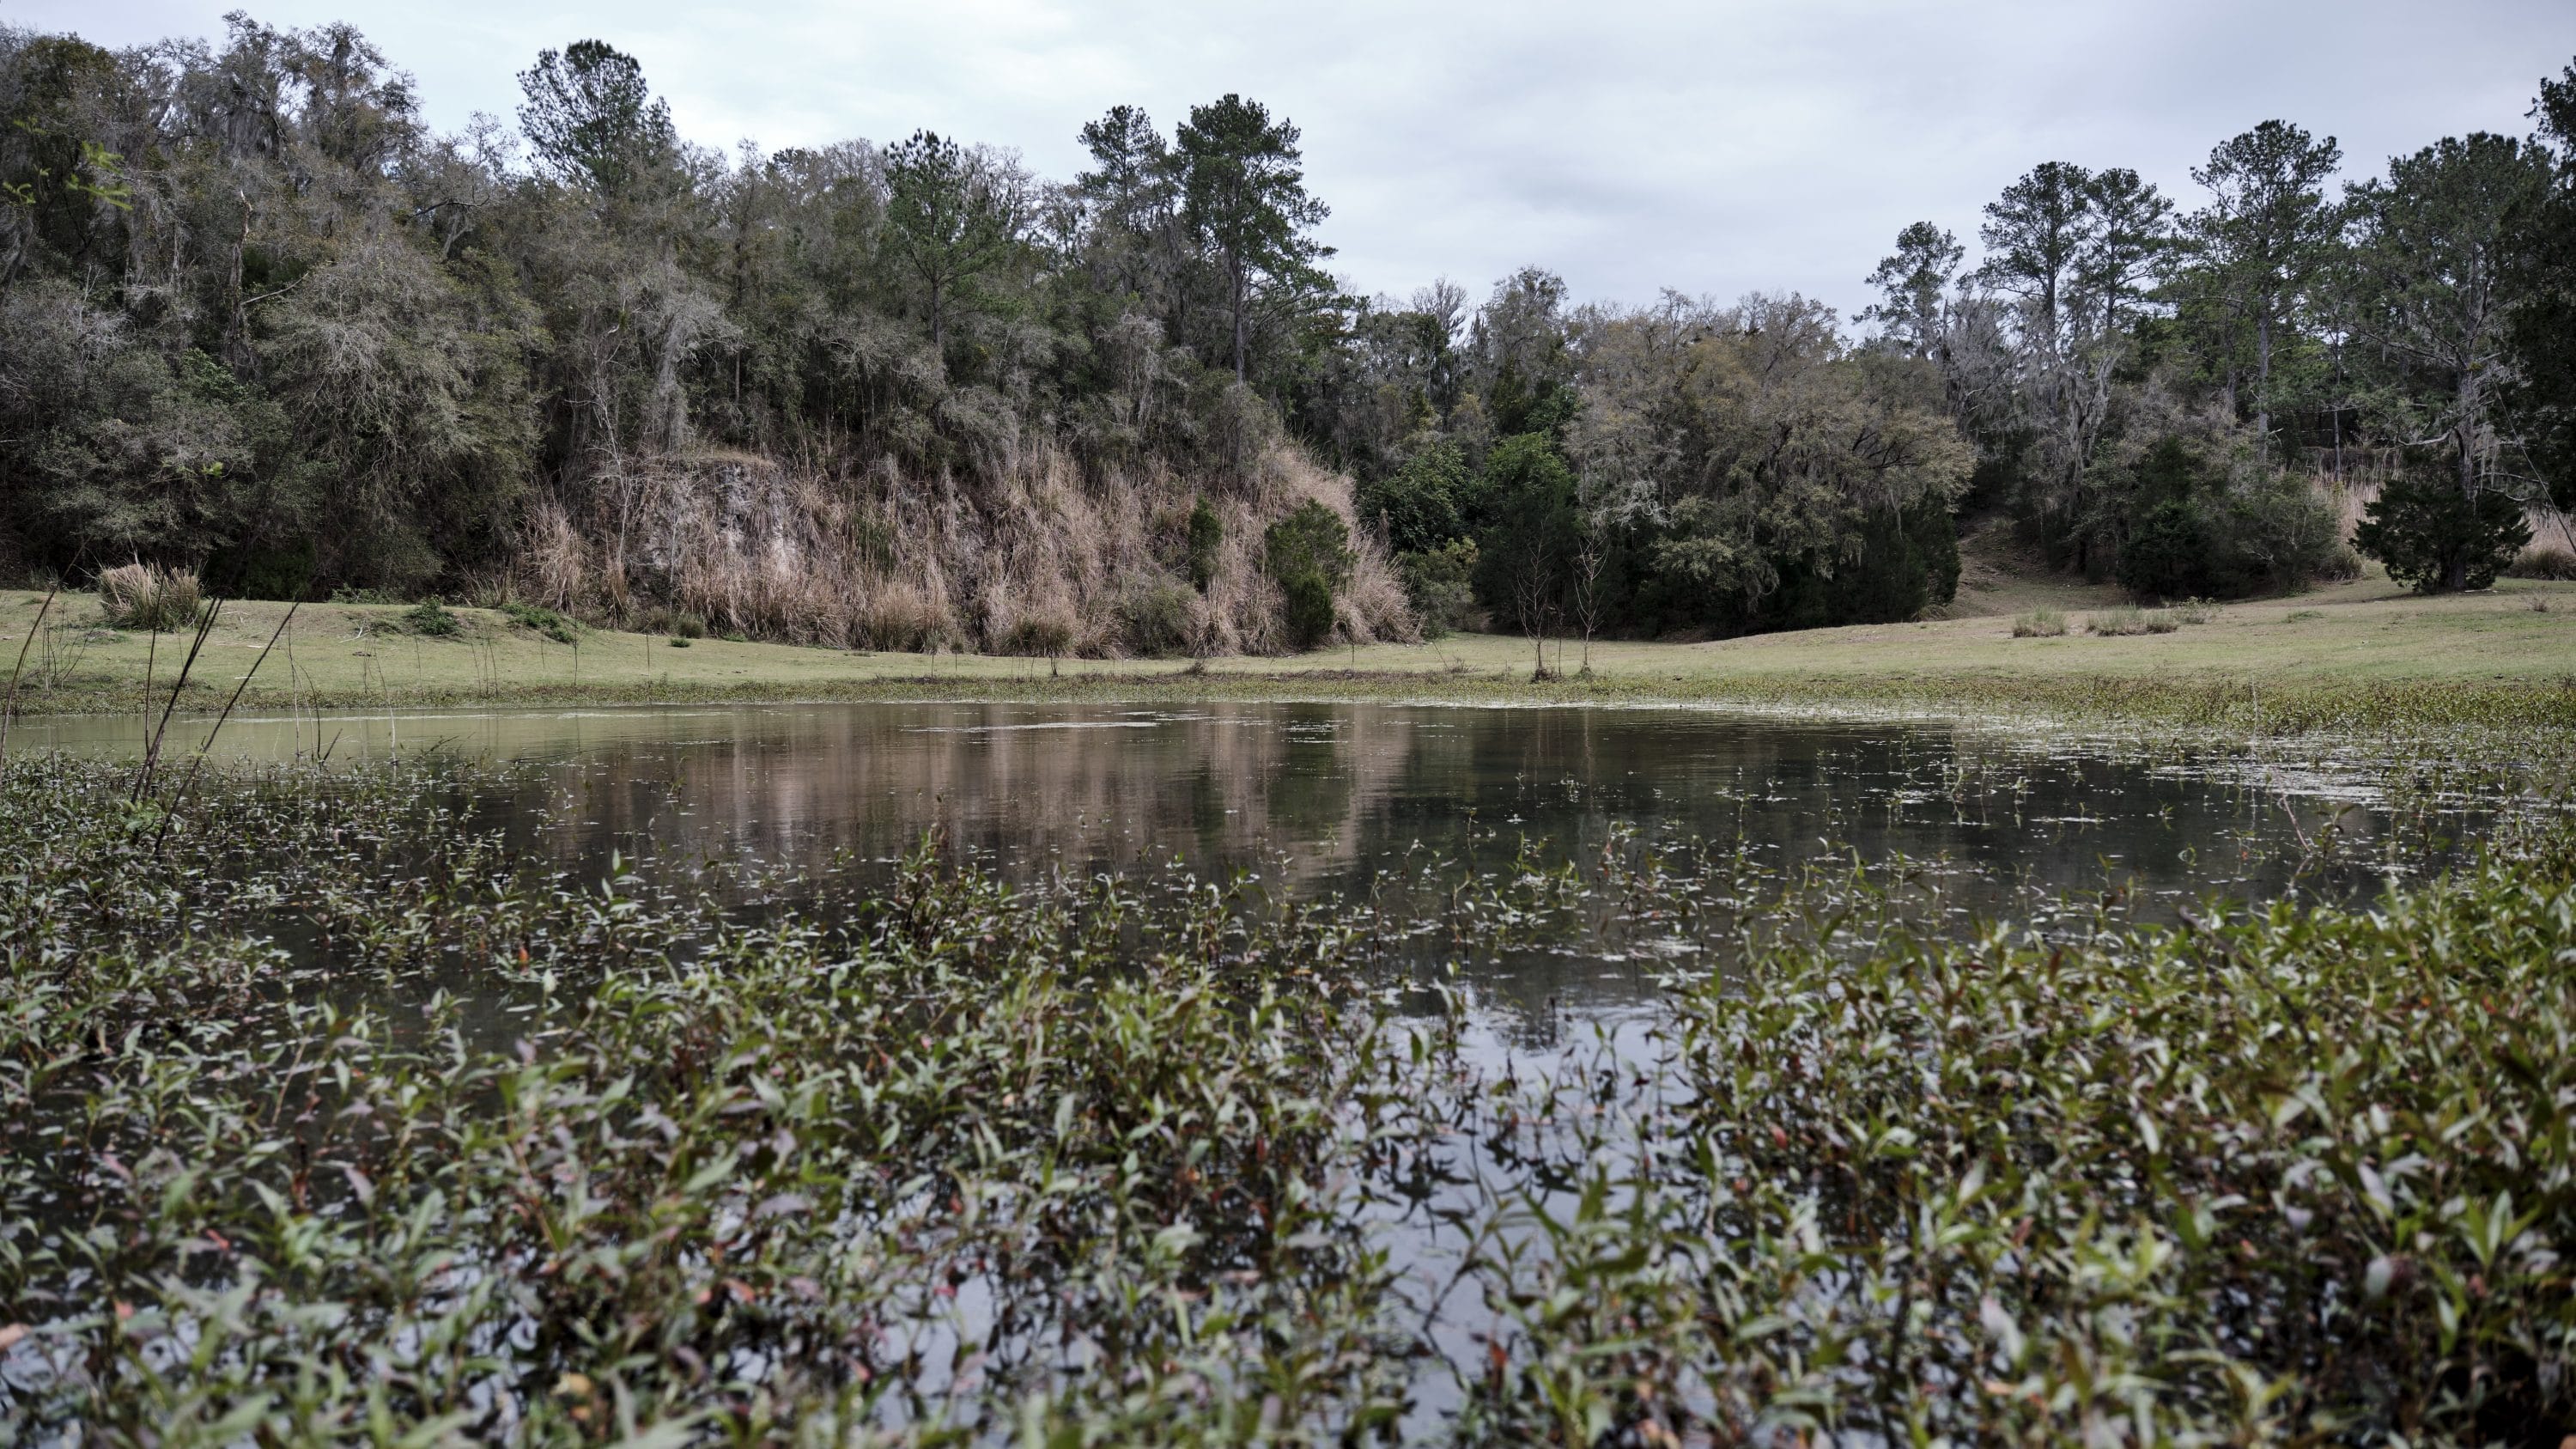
left=6, top=568, right=2576, bottom=732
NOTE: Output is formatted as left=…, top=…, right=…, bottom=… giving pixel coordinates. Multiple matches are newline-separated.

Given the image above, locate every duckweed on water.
left=0, top=752, right=2572, bottom=1444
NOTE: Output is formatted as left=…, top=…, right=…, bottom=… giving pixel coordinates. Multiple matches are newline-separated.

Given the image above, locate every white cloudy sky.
left=15, top=0, right=2575, bottom=315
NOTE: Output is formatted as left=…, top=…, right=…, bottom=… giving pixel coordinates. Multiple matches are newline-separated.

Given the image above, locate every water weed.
left=0, top=746, right=2569, bottom=1443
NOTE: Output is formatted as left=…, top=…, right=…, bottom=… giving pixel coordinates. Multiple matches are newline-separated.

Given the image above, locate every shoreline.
left=9, top=581, right=2576, bottom=736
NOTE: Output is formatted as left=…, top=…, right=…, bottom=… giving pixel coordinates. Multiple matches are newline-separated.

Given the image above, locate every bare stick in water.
left=132, top=598, right=224, bottom=806
left=155, top=600, right=300, bottom=856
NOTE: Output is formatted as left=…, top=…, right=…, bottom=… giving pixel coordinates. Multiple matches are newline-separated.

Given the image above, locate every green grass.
left=7, top=577, right=2576, bottom=734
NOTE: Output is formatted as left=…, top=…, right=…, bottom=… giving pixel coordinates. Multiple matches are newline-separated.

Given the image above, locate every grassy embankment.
left=7, top=567, right=2576, bottom=733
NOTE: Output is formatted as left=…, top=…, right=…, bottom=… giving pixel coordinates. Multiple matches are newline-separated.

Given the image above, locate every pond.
left=3, top=697, right=2543, bottom=1443
left=22, top=698, right=2412, bottom=1018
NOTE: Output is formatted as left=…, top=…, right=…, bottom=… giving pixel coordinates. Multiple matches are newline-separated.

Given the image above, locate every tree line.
left=2, top=17, right=2571, bottom=648
left=1340, top=65, right=2576, bottom=651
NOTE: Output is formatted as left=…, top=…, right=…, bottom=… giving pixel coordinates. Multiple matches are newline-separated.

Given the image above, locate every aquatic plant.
left=0, top=748, right=2568, bottom=1443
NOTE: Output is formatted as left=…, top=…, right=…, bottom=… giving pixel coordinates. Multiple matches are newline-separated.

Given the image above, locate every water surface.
left=26, top=699, right=2403, bottom=1015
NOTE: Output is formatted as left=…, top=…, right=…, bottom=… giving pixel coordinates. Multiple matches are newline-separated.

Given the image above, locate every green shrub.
left=1264, top=501, right=1352, bottom=588
left=2355, top=473, right=2531, bottom=593
left=671, top=611, right=707, bottom=639
left=499, top=601, right=580, bottom=643
left=1186, top=497, right=1224, bottom=593
left=2111, top=442, right=2345, bottom=601
left=2117, top=497, right=2211, bottom=600
left=667, top=636, right=692, bottom=648
left=403, top=600, right=460, bottom=636
left=1279, top=572, right=1336, bottom=650
left=1353, top=441, right=1468, bottom=555
left=2012, top=606, right=2066, bottom=637
left=1763, top=500, right=1959, bottom=628
left=1117, top=579, right=1195, bottom=656
left=203, top=536, right=314, bottom=601
left=1266, top=501, right=1353, bottom=651
left=1398, top=539, right=1479, bottom=639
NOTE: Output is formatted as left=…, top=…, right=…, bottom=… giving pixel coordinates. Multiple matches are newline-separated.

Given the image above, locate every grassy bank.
left=8, top=573, right=2576, bottom=733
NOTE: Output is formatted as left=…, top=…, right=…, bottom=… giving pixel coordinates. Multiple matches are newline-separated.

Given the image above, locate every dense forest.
left=2, top=19, right=2572, bottom=653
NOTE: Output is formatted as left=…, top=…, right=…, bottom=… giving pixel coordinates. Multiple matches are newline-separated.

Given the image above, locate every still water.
left=26, top=698, right=2400, bottom=1006
left=7, top=698, right=2440, bottom=1428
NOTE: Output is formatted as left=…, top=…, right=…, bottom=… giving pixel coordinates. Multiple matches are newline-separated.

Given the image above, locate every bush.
left=2508, top=544, right=2576, bottom=580
left=2012, top=607, right=2066, bottom=637
left=1398, top=539, right=1479, bottom=640
left=1353, top=441, right=1469, bottom=556
left=1186, top=497, right=1224, bottom=593
left=500, top=601, right=580, bottom=643
left=671, top=611, right=707, bottom=639
left=97, top=563, right=203, bottom=632
left=1266, top=502, right=1353, bottom=651
left=667, top=636, right=692, bottom=648
left=2354, top=474, right=2531, bottom=593
left=1763, top=501, right=1959, bottom=629
left=2087, top=606, right=2178, bottom=636
left=2117, top=498, right=2211, bottom=600
left=1117, top=579, right=1195, bottom=657
left=1264, top=501, right=1353, bottom=588
left=1279, top=572, right=1336, bottom=650
left=404, top=600, right=460, bottom=636
left=2110, top=442, right=2345, bottom=601
left=999, top=612, right=1075, bottom=659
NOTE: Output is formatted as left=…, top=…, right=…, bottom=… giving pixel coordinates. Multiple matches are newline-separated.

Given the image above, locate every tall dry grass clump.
left=2087, top=605, right=2179, bottom=636
left=97, top=562, right=203, bottom=631
left=518, top=441, right=1419, bottom=658
left=2508, top=544, right=2576, bottom=581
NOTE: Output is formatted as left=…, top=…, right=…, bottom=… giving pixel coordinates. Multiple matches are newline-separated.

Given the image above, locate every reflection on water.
left=31, top=700, right=2393, bottom=965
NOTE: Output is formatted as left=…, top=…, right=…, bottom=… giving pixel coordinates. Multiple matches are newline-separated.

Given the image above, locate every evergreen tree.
left=1858, top=222, right=1964, bottom=357
left=2509, top=63, right=2576, bottom=512
left=2177, top=121, right=2342, bottom=446
left=882, top=131, right=1024, bottom=362
left=515, top=40, right=674, bottom=197
left=1176, top=94, right=1329, bottom=381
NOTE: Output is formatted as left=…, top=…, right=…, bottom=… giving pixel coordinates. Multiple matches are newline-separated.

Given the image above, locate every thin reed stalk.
left=0, top=585, right=58, bottom=769
left=131, top=598, right=222, bottom=805
left=155, top=601, right=299, bottom=855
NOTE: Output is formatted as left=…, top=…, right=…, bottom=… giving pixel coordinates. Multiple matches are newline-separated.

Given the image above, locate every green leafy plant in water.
left=0, top=741, right=2572, bottom=1445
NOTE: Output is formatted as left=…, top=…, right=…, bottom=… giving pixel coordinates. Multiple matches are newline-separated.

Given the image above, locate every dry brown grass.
left=2509, top=544, right=2576, bottom=581
left=96, top=562, right=203, bottom=632
left=514, top=441, right=1417, bottom=658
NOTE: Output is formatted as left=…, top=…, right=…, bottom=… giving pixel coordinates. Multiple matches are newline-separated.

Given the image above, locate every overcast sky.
left=15, top=0, right=2575, bottom=317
